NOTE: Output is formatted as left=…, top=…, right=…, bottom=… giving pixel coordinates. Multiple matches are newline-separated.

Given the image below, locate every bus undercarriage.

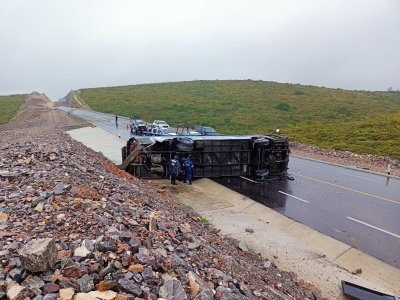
left=119, top=133, right=289, bottom=179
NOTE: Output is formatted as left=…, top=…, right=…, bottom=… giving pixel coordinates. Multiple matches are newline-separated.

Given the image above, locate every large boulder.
left=19, top=238, right=57, bottom=272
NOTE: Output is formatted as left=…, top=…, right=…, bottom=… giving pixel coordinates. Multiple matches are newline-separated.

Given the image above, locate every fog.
left=0, top=0, right=399, bottom=100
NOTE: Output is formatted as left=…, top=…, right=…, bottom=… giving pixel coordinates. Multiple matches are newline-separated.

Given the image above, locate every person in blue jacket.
left=183, top=156, right=194, bottom=184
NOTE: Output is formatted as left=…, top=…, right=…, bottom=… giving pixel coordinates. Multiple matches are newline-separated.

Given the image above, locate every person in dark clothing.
left=167, top=155, right=181, bottom=185
left=129, top=141, right=136, bottom=152
left=183, top=156, right=194, bottom=184
left=115, top=115, right=118, bottom=123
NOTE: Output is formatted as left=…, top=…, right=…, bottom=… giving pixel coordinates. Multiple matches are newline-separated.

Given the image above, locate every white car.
left=152, top=120, right=169, bottom=129
left=151, top=128, right=177, bottom=136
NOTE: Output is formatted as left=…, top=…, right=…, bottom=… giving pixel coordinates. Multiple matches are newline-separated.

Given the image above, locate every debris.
left=256, top=259, right=271, bottom=270
left=296, top=278, right=321, bottom=295
left=53, top=182, right=65, bottom=195
left=238, top=242, right=248, bottom=252
left=0, top=95, right=325, bottom=300
left=352, top=268, right=362, bottom=275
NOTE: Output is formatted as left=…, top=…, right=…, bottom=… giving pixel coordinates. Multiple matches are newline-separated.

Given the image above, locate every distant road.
left=60, top=108, right=134, bottom=140
left=61, top=107, right=400, bottom=268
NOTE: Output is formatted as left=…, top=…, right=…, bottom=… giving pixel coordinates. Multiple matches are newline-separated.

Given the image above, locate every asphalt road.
left=60, top=108, right=135, bottom=140
left=62, top=108, right=400, bottom=268
left=215, top=157, right=400, bottom=268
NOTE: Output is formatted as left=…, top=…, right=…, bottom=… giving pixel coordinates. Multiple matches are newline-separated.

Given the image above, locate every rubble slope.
left=0, top=97, right=321, bottom=299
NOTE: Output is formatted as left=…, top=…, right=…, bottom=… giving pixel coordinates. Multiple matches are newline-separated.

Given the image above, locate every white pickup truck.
left=144, top=127, right=177, bottom=136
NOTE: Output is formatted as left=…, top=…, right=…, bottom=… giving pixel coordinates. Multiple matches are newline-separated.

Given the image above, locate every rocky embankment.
left=0, top=97, right=321, bottom=299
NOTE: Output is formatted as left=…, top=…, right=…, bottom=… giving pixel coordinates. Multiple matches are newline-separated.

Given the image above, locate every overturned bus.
left=118, top=131, right=289, bottom=179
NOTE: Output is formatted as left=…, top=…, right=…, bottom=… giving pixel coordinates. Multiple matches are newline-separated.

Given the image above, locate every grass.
left=286, top=114, right=400, bottom=158
left=75, top=80, right=400, bottom=130
left=199, top=216, right=209, bottom=223
left=74, top=80, right=400, bottom=159
left=0, top=94, right=27, bottom=124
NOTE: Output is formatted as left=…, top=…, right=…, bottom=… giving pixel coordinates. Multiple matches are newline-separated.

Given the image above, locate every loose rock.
left=159, top=279, right=187, bottom=300
left=19, top=238, right=57, bottom=272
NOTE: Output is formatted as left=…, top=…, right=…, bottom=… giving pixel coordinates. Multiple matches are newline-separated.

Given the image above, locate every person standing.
left=115, top=115, right=118, bottom=123
left=167, top=155, right=181, bottom=185
left=183, top=156, right=194, bottom=184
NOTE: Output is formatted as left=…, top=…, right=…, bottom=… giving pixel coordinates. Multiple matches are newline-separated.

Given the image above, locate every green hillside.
left=288, top=114, right=400, bottom=158
left=0, top=94, right=27, bottom=124
left=74, top=80, right=400, bottom=159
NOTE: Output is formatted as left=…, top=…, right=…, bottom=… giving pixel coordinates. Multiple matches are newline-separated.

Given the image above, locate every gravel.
left=0, top=94, right=328, bottom=299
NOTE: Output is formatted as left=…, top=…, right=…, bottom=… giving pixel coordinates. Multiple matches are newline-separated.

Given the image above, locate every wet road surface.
left=214, top=157, right=400, bottom=268
left=62, top=108, right=400, bottom=268
left=61, top=108, right=135, bottom=140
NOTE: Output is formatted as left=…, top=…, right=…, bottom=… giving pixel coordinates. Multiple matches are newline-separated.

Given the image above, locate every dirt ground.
left=1, top=93, right=89, bottom=133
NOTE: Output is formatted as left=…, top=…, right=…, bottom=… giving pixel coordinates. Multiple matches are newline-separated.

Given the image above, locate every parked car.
left=194, top=126, right=218, bottom=136
left=149, top=127, right=177, bottom=136
left=180, top=131, right=202, bottom=136
left=175, top=124, right=202, bottom=136
left=153, top=120, right=169, bottom=129
left=130, top=119, right=148, bottom=135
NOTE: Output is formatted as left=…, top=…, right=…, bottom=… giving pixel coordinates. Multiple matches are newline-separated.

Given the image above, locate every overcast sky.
left=0, top=1, right=399, bottom=100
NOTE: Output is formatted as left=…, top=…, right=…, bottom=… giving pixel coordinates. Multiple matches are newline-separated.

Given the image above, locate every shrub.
left=295, top=90, right=304, bottom=95
left=327, top=112, right=335, bottom=119
left=275, top=102, right=290, bottom=111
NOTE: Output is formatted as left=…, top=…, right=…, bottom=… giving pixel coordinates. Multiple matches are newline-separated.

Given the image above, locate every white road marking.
left=279, top=191, right=309, bottom=203
left=298, top=162, right=320, bottom=169
left=347, top=217, right=400, bottom=239
left=341, top=172, right=374, bottom=181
